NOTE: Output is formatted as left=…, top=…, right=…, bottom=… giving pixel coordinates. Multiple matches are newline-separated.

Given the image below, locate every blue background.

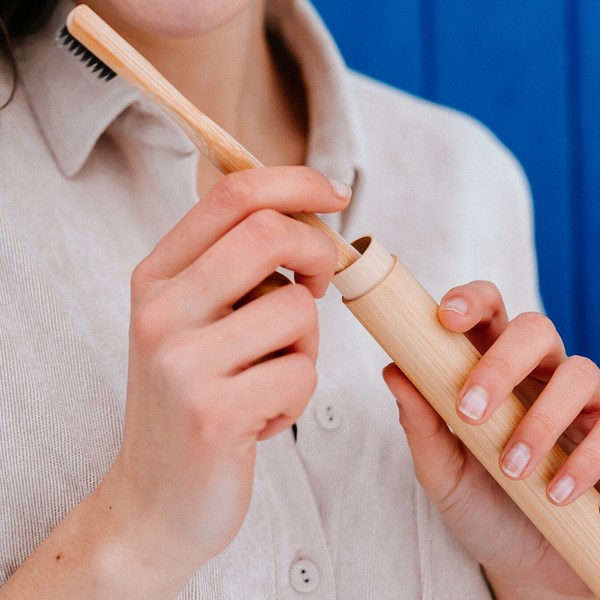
left=311, top=0, right=600, bottom=364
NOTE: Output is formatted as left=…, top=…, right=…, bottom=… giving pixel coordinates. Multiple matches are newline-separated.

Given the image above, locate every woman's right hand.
left=0, top=167, right=349, bottom=599
left=99, top=166, right=349, bottom=585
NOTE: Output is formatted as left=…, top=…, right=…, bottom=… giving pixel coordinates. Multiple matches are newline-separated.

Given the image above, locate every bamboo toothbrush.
left=60, top=5, right=600, bottom=594
left=58, top=8, right=360, bottom=272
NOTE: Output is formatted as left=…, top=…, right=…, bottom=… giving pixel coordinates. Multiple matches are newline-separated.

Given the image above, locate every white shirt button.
left=289, top=557, right=320, bottom=593
left=316, top=404, right=340, bottom=429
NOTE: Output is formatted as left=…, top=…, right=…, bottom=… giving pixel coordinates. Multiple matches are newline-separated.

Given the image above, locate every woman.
left=0, top=0, right=599, bottom=597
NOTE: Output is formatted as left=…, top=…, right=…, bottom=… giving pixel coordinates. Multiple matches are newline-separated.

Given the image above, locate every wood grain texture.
left=333, top=237, right=600, bottom=596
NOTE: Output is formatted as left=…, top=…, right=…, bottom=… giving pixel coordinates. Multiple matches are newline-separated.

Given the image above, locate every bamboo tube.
left=333, top=236, right=600, bottom=596
left=65, top=6, right=600, bottom=593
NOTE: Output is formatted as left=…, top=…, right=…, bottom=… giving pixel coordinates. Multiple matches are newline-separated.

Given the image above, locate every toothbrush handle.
left=66, top=5, right=360, bottom=272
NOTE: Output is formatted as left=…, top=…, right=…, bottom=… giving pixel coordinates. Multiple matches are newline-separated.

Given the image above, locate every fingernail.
left=458, top=386, right=488, bottom=421
left=549, top=475, right=575, bottom=504
left=441, top=299, right=468, bottom=316
left=501, top=442, right=531, bottom=477
left=329, top=178, right=352, bottom=200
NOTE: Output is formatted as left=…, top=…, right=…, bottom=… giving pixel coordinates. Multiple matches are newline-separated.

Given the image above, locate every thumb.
left=382, top=363, right=467, bottom=506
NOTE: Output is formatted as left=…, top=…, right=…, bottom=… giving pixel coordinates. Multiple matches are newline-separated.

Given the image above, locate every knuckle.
left=143, top=340, right=199, bottom=411
left=210, top=172, right=257, bottom=214
left=564, top=355, right=600, bottom=389
left=154, top=338, right=188, bottom=381
left=516, top=311, right=556, bottom=339
left=446, top=280, right=499, bottom=312
left=294, top=165, right=321, bottom=188
left=130, top=258, right=156, bottom=295
left=154, top=336, right=215, bottom=403
left=130, top=294, right=175, bottom=350
left=130, top=261, right=146, bottom=289
left=526, top=409, right=559, bottom=438
left=130, top=302, right=163, bottom=349
left=243, top=209, right=289, bottom=244
left=472, top=280, right=500, bottom=299
left=481, top=351, right=515, bottom=380
left=575, top=444, right=600, bottom=470
left=285, top=284, right=318, bottom=321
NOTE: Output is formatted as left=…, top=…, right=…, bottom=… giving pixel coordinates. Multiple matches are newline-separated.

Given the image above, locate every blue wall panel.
left=311, top=0, right=599, bottom=363
left=311, top=0, right=426, bottom=96
left=577, top=0, right=600, bottom=361
left=430, top=0, right=576, bottom=351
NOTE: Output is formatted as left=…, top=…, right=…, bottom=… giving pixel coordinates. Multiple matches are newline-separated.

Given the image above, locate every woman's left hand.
left=383, top=281, right=600, bottom=599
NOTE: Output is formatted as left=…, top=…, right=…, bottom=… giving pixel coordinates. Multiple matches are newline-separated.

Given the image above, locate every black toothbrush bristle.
left=57, top=26, right=118, bottom=82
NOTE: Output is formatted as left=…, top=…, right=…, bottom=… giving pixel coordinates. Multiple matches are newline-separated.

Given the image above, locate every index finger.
left=456, top=312, right=566, bottom=424
left=142, top=166, right=351, bottom=281
left=439, top=280, right=509, bottom=355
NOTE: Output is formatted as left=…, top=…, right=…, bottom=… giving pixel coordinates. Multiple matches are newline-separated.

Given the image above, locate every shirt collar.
left=16, top=1, right=137, bottom=177
left=16, top=0, right=365, bottom=191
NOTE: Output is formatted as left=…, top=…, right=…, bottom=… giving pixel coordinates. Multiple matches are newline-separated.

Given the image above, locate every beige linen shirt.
left=0, top=0, right=541, bottom=598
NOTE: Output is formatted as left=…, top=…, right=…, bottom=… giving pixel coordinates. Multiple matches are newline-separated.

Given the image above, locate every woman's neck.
left=83, top=0, right=308, bottom=195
